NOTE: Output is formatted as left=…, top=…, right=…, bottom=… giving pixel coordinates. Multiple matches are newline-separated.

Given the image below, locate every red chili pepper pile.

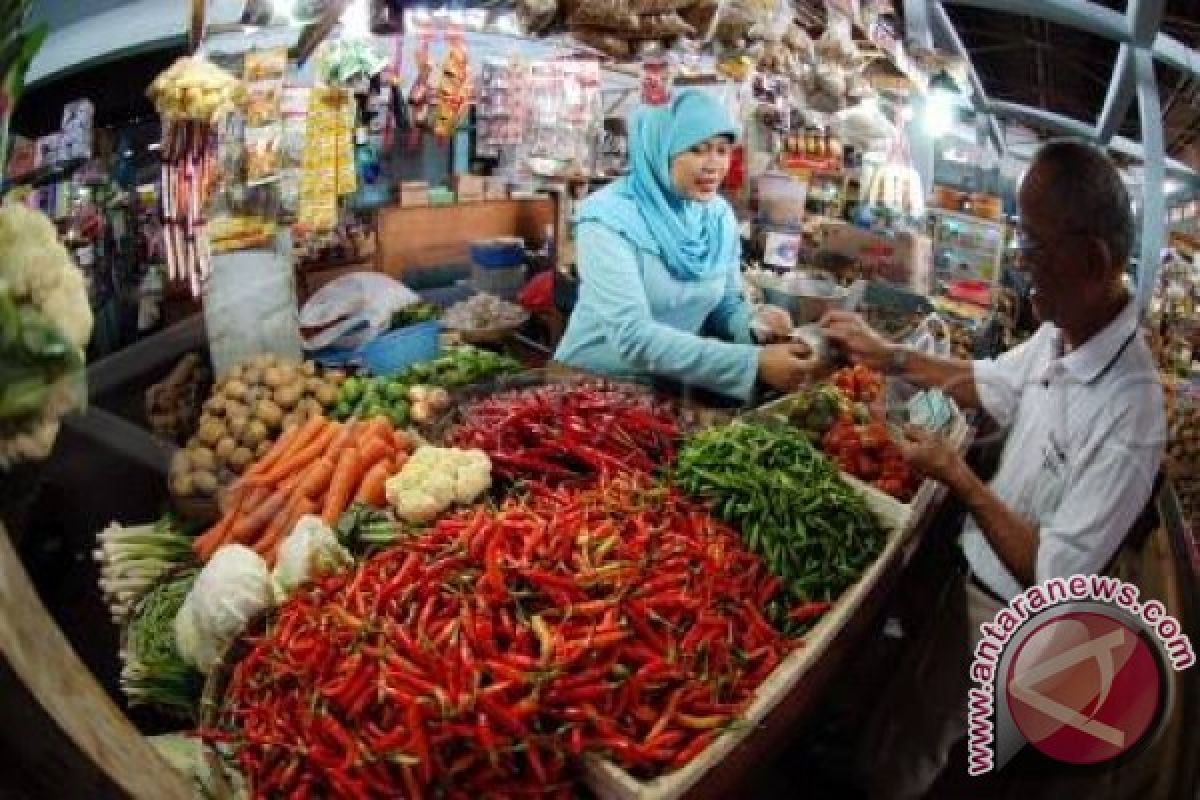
left=205, top=477, right=792, bottom=798
left=446, top=381, right=679, bottom=486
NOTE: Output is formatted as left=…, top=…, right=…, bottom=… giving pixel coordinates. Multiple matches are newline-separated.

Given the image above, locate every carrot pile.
left=192, top=415, right=412, bottom=564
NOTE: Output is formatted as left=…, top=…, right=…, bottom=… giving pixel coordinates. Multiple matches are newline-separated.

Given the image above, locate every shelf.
left=3, top=158, right=88, bottom=191
left=936, top=241, right=998, bottom=257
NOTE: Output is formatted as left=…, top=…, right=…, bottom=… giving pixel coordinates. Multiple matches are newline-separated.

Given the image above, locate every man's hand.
left=894, top=425, right=965, bottom=487
left=819, top=311, right=894, bottom=372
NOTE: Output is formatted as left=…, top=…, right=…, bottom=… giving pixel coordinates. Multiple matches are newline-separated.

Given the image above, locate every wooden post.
left=189, top=0, right=206, bottom=53
left=0, top=523, right=192, bottom=799
left=295, top=0, right=352, bottom=66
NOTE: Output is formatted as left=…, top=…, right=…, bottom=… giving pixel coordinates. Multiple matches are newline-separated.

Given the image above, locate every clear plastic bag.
left=298, top=271, right=419, bottom=352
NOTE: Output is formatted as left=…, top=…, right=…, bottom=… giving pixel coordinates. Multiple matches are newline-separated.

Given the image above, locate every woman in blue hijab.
left=555, top=90, right=812, bottom=400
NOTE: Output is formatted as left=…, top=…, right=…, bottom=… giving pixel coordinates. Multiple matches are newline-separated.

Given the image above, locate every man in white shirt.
left=822, top=140, right=1166, bottom=797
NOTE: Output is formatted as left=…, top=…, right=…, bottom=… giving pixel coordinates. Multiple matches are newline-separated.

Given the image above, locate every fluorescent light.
left=341, top=0, right=369, bottom=38
left=924, top=92, right=955, bottom=137
left=273, top=0, right=294, bottom=23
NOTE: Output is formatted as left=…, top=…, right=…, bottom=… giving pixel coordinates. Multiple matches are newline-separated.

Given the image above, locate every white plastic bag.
left=299, top=272, right=420, bottom=351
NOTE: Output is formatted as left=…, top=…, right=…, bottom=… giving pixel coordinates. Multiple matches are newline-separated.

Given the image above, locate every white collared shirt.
left=963, top=298, right=1165, bottom=601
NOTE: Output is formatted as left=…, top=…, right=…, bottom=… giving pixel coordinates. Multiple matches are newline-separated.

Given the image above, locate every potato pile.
left=169, top=354, right=343, bottom=501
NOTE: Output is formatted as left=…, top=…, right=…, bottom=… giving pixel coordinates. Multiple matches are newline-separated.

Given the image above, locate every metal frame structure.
left=913, top=0, right=1200, bottom=309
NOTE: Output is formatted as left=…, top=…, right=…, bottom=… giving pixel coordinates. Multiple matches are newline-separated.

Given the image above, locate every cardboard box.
left=484, top=176, right=508, bottom=200
left=451, top=174, right=485, bottom=203
left=399, top=181, right=429, bottom=208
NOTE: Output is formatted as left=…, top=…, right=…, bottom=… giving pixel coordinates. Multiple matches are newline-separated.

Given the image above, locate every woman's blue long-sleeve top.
left=554, top=220, right=759, bottom=400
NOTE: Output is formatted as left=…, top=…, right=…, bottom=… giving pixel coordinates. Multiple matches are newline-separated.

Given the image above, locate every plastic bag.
left=299, top=272, right=419, bottom=351
left=906, top=313, right=952, bottom=357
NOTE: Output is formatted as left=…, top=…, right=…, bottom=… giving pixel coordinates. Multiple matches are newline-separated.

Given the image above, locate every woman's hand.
left=819, top=310, right=894, bottom=371
left=758, top=344, right=817, bottom=392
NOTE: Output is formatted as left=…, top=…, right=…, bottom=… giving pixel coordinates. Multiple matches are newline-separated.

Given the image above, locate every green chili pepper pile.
left=205, top=477, right=792, bottom=798
left=675, top=422, right=886, bottom=630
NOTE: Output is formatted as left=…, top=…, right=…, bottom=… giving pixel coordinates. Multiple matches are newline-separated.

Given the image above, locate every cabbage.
left=272, top=515, right=353, bottom=596
left=173, top=545, right=276, bottom=673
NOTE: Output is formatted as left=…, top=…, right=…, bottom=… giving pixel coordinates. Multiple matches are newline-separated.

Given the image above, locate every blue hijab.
left=578, top=90, right=740, bottom=281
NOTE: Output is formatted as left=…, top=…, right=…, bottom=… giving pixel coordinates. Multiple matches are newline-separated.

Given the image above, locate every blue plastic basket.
left=470, top=238, right=526, bottom=269
left=310, top=321, right=442, bottom=376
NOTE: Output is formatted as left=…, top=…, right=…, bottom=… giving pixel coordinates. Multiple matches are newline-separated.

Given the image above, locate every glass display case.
left=928, top=207, right=1007, bottom=283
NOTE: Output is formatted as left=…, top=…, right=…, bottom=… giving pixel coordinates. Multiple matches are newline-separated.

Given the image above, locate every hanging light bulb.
left=924, top=69, right=961, bottom=138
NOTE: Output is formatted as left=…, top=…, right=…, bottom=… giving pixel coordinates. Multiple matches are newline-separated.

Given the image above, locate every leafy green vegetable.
left=674, top=422, right=886, bottom=632
left=121, top=569, right=204, bottom=719
left=335, top=502, right=407, bottom=552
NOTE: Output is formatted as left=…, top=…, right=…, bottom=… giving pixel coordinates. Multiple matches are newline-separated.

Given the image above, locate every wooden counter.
left=375, top=197, right=556, bottom=279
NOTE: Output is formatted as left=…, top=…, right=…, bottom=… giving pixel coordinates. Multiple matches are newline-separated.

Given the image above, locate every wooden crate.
left=584, top=482, right=913, bottom=800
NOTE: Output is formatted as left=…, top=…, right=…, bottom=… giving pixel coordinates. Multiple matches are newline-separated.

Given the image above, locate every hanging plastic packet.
left=641, top=54, right=673, bottom=106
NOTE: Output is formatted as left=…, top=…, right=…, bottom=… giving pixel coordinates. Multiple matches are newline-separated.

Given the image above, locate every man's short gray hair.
left=1028, top=139, right=1135, bottom=267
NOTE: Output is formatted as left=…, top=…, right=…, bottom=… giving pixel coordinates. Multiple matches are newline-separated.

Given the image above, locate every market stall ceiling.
left=940, top=0, right=1200, bottom=168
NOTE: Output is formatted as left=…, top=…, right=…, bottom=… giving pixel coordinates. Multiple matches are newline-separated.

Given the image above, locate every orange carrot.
left=361, top=416, right=393, bottom=442
left=358, top=436, right=394, bottom=470
left=321, top=448, right=364, bottom=524
left=236, top=415, right=322, bottom=490
left=297, top=456, right=337, bottom=501
left=242, top=423, right=300, bottom=479
left=392, top=429, right=413, bottom=454
left=193, top=498, right=241, bottom=561
left=251, top=419, right=336, bottom=486
left=230, top=489, right=287, bottom=543
left=354, top=459, right=394, bottom=507
left=256, top=496, right=316, bottom=566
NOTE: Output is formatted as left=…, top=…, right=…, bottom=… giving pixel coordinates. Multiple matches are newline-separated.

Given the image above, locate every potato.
left=229, top=447, right=255, bottom=473
left=227, top=364, right=245, bottom=381
left=245, top=419, right=269, bottom=446
left=192, top=470, right=219, bottom=496
left=263, top=366, right=288, bottom=389
left=224, top=399, right=249, bottom=421
left=274, top=384, right=302, bottom=410
left=281, top=412, right=303, bottom=431
left=215, top=436, right=237, bottom=463
left=304, top=377, right=325, bottom=395
left=252, top=353, right=275, bottom=370
left=171, top=473, right=194, bottom=497
left=315, top=384, right=339, bottom=408
left=300, top=361, right=317, bottom=377
left=255, top=439, right=273, bottom=460
left=190, top=446, right=217, bottom=472
left=224, top=379, right=249, bottom=401
left=228, top=413, right=250, bottom=440
left=170, top=449, right=193, bottom=475
left=202, top=395, right=226, bottom=416
left=198, top=419, right=224, bottom=447
left=300, top=397, right=324, bottom=417
left=242, top=367, right=263, bottom=387
left=256, top=399, right=284, bottom=428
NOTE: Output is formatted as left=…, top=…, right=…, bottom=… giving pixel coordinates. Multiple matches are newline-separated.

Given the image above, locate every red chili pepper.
left=788, top=600, right=833, bottom=624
